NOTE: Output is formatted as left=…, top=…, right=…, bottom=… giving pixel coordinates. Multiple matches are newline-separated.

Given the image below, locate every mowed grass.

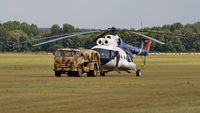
left=0, top=53, right=200, bottom=113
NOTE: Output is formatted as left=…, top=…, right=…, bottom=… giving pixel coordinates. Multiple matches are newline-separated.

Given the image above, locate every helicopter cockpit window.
left=93, top=48, right=115, bottom=59
left=56, top=51, right=78, bottom=57
left=94, top=49, right=109, bottom=59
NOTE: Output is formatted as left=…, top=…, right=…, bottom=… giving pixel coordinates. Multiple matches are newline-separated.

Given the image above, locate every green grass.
left=0, top=53, right=200, bottom=113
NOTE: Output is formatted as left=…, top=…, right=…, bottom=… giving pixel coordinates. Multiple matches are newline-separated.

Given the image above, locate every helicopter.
left=23, top=27, right=165, bottom=77
left=18, top=27, right=166, bottom=76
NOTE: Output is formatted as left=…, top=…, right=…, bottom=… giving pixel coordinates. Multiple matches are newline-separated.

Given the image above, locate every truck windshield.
left=56, top=51, right=78, bottom=57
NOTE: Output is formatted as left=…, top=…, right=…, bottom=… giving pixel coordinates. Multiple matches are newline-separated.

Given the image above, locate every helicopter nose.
left=100, top=58, right=111, bottom=65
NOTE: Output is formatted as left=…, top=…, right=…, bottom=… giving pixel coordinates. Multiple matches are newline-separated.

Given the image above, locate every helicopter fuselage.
left=92, top=45, right=136, bottom=72
left=91, top=35, right=139, bottom=73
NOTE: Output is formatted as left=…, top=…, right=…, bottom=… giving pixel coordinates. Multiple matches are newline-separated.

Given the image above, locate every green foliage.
left=50, top=24, right=62, bottom=35
left=0, top=21, right=45, bottom=52
left=63, top=24, right=75, bottom=33
left=122, top=22, right=200, bottom=52
left=0, top=21, right=199, bottom=52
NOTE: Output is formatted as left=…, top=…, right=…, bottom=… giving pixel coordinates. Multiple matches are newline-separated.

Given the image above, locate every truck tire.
left=76, top=69, right=82, bottom=77
left=55, top=71, right=61, bottom=77
left=76, top=65, right=83, bottom=77
left=87, top=65, right=98, bottom=77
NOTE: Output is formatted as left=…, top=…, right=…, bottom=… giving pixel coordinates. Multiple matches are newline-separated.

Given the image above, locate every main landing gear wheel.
left=136, top=69, right=142, bottom=77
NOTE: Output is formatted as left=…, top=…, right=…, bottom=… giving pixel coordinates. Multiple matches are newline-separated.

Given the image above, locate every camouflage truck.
left=54, top=48, right=101, bottom=77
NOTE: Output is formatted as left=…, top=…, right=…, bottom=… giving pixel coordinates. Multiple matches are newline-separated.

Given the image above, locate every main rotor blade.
left=136, top=30, right=185, bottom=37
left=133, top=32, right=165, bottom=45
left=93, top=31, right=109, bottom=42
left=15, top=33, right=71, bottom=45
left=93, top=27, right=118, bottom=42
left=33, top=30, right=102, bottom=46
left=124, top=29, right=186, bottom=37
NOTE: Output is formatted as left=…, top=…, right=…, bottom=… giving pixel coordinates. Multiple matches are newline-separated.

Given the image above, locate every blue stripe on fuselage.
left=118, top=44, right=140, bottom=55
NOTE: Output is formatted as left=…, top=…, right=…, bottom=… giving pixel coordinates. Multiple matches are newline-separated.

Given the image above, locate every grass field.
left=0, top=53, right=200, bottom=113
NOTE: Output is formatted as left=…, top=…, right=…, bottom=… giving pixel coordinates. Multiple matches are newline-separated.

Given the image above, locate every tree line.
left=0, top=21, right=199, bottom=52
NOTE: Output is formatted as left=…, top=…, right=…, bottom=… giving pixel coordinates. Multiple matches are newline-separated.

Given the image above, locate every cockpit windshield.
left=93, top=48, right=115, bottom=59
left=56, top=51, right=78, bottom=57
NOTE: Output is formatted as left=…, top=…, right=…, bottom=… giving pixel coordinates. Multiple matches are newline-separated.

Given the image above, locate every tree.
left=63, top=24, right=75, bottom=34
left=30, top=24, right=40, bottom=36
left=51, top=24, right=62, bottom=35
left=8, top=30, right=29, bottom=52
left=1, top=21, right=200, bottom=52
left=170, top=22, right=183, bottom=32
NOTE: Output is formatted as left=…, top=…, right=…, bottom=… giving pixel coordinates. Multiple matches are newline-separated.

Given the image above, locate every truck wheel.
left=76, top=69, right=82, bottom=77
left=136, top=69, right=142, bottom=77
left=100, top=72, right=106, bottom=76
left=87, top=65, right=98, bottom=77
left=68, top=71, right=75, bottom=77
left=76, top=65, right=83, bottom=77
left=55, top=71, right=61, bottom=77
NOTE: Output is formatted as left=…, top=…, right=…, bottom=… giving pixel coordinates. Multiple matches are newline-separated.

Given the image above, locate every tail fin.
left=145, top=40, right=152, bottom=52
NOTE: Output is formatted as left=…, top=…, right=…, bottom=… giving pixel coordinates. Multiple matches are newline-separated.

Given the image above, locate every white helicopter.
left=31, top=27, right=165, bottom=76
